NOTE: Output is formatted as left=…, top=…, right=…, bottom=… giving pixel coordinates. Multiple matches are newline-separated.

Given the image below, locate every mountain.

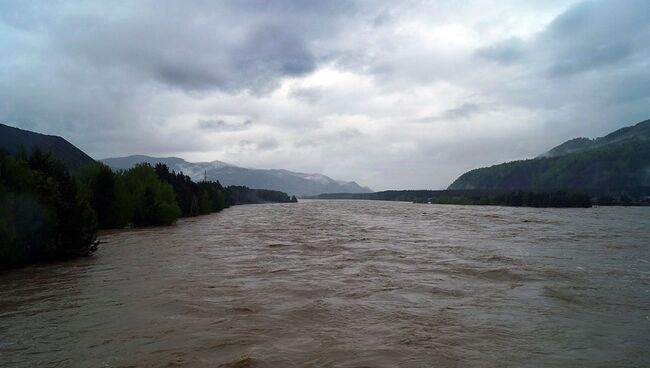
left=0, top=123, right=95, bottom=170
left=538, top=119, right=650, bottom=158
left=100, top=155, right=232, bottom=175
left=449, top=119, right=650, bottom=191
left=101, top=155, right=372, bottom=197
left=537, top=137, right=594, bottom=158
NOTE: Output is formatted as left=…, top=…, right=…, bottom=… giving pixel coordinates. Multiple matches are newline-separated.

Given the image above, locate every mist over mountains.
left=0, top=123, right=371, bottom=197
left=4, top=116, right=648, bottom=197
left=101, top=155, right=372, bottom=197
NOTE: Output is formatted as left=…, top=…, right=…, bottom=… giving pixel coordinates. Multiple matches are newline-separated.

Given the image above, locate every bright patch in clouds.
left=1, top=0, right=649, bottom=189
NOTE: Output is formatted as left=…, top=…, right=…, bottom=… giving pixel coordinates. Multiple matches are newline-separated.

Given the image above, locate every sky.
left=1, top=0, right=649, bottom=190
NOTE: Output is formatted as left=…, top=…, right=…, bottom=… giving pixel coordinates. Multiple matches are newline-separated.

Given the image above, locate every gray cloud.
left=293, top=128, right=362, bottom=148
left=416, top=103, right=483, bottom=123
left=257, top=138, right=279, bottom=151
left=338, top=128, right=362, bottom=139
left=1, top=0, right=649, bottom=190
left=540, top=1, right=645, bottom=77
left=475, top=38, right=526, bottom=65
left=477, top=0, right=650, bottom=77
left=239, top=138, right=278, bottom=151
left=289, top=86, right=324, bottom=104
left=55, top=14, right=317, bottom=93
left=468, top=0, right=650, bottom=139
left=198, top=119, right=253, bottom=132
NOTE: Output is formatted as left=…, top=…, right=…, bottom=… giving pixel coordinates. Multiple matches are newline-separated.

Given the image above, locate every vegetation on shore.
left=227, top=185, right=297, bottom=204
left=1, top=151, right=295, bottom=269
left=413, top=190, right=592, bottom=208
left=312, top=188, right=650, bottom=207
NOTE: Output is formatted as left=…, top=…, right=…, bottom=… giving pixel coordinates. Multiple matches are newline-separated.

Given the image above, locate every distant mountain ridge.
left=0, top=123, right=94, bottom=170
left=449, top=118, right=650, bottom=191
left=0, top=124, right=372, bottom=197
left=101, top=155, right=372, bottom=197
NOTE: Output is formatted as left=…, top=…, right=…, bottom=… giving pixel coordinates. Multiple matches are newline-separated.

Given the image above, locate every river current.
left=1, top=200, right=649, bottom=367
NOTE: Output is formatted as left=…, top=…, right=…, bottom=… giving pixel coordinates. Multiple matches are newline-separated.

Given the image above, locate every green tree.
left=124, top=164, right=181, bottom=226
left=0, top=151, right=97, bottom=268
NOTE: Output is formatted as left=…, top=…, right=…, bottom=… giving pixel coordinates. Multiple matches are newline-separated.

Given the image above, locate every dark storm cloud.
left=230, top=24, right=316, bottom=93
left=0, top=0, right=366, bottom=157
left=54, top=10, right=319, bottom=93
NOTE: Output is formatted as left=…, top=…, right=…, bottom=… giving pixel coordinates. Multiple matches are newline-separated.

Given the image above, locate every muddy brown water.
left=1, top=200, right=649, bottom=367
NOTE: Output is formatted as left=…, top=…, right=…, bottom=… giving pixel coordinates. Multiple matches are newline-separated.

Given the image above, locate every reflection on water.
left=1, top=200, right=649, bottom=367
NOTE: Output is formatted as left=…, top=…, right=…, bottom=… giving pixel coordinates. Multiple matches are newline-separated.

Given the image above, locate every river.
left=1, top=200, right=649, bottom=367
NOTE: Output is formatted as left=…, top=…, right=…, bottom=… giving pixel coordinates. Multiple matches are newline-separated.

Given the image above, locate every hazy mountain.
left=101, top=155, right=372, bottom=197
left=449, top=119, right=650, bottom=191
left=537, top=137, right=594, bottom=158
left=0, top=123, right=94, bottom=170
left=539, top=119, right=650, bottom=158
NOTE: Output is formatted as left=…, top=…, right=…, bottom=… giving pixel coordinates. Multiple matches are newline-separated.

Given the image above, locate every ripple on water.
left=1, top=201, right=649, bottom=367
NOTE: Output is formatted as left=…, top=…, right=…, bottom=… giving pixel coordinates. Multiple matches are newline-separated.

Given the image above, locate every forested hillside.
left=0, top=123, right=94, bottom=171
left=449, top=119, right=650, bottom=191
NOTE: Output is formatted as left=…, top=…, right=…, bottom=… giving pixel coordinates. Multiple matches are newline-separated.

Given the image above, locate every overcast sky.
left=1, top=0, right=648, bottom=190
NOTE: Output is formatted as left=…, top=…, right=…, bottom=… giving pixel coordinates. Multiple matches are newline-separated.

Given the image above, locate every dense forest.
left=0, top=151, right=295, bottom=269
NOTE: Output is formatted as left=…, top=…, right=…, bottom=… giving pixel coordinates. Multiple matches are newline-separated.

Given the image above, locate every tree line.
left=414, top=190, right=592, bottom=208
left=1, top=150, right=295, bottom=269
left=315, top=188, right=649, bottom=207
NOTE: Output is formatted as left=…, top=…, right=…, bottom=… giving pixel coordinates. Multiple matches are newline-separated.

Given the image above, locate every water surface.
left=1, top=200, right=649, bottom=367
